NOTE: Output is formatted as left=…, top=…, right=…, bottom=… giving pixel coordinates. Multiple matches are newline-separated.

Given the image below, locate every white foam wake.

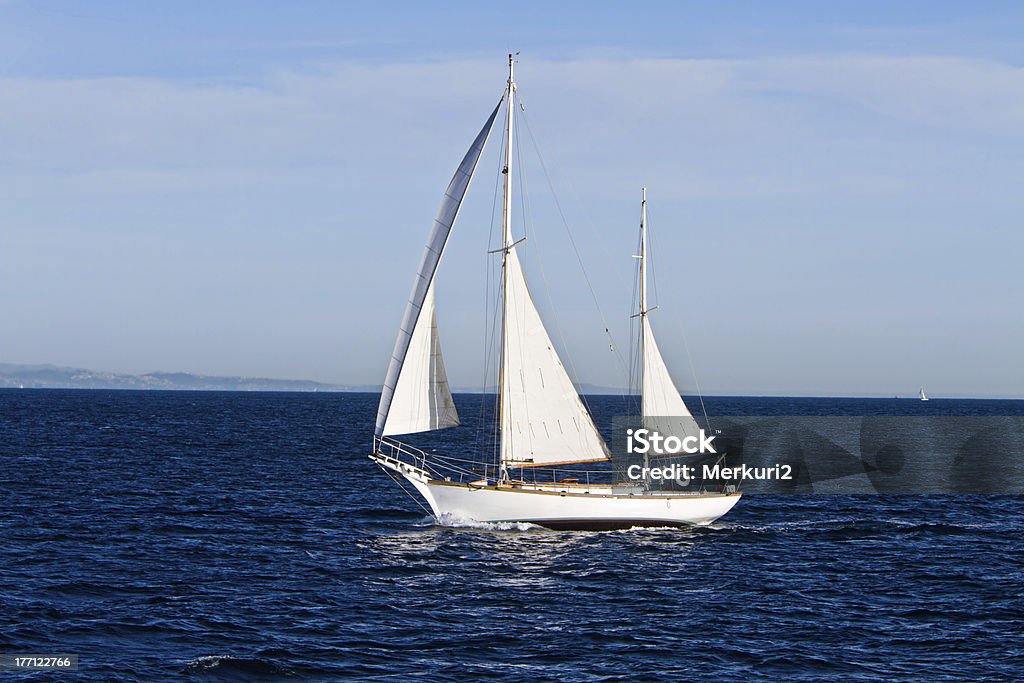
left=435, top=512, right=538, bottom=531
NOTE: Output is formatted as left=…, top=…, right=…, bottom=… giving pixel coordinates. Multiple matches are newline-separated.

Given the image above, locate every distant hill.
left=0, top=363, right=377, bottom=392
left=0, top=363, right=628, bottom=395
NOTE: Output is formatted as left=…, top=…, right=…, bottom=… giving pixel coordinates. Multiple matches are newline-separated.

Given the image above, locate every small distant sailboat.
left=368, top=55, right=740, bottom=529
left=919, top=387, right=929, bottom=401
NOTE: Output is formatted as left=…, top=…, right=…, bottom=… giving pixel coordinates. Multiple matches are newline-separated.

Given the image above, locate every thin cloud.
left=2, top=55, right=1021, bottom=395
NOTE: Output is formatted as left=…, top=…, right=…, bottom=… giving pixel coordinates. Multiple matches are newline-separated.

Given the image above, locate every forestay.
left=375, top=101, right=502, bottom=437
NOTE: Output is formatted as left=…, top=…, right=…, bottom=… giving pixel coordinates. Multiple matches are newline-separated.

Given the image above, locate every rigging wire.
left=380, top=467, right=433, bottom=517
left=484, top=105, right=510, bottom=471
left=513, top=104, right=600, bottom=456
left=480, top=133, right=505, bottom=453
left=518, top=105, right=631, bottom=395
left=627, top=226, right=643, bottom=414
left=644, top=203, right=713, bottom=430
left=511, top=106, right=539, bottom=459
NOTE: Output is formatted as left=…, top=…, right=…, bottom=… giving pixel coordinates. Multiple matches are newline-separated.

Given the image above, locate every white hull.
left=372, top=452, right=741, bottom=530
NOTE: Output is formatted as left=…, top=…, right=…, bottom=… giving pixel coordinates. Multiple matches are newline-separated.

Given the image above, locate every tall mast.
left=502, top=54, right=515, bottom=249
left=638, top=188, right=650, bottom=483
left=639, top=187, right=648, bottom=408
left=497, top=53, right=516, bottom=480
left=639, top=188, right=647, bottom=318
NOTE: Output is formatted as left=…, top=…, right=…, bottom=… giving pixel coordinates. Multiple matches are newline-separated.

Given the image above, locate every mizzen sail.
left=637, top=189, right=700, bottom=442
left=641, top=315, right=698, bottom=434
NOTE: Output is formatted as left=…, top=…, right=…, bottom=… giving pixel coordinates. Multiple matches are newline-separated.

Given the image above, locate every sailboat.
left=369, top=55, right=741, bottom=529
left=919, top=387, right=929, bottom=401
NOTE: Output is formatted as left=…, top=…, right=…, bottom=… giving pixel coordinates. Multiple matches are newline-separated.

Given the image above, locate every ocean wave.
left=183, top=655, right=293, bottom=677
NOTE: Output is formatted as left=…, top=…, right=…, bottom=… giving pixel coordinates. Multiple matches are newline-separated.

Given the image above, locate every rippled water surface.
left=1, top=390, right=1022, bottom=681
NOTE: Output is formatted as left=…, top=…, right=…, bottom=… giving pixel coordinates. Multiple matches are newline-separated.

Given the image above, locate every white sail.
left=374, top=101, right=501, bottom=437
left=368, top=58, right=744, bottom=530
left=500, top=246, right=612, bottom=466
left=496, top=57, right=609, bottom=468
left=637, top=189, right=700, bottom=443
left=641, top=316, right=700, bottom=439
left=381, top=284, right=459, bottom=435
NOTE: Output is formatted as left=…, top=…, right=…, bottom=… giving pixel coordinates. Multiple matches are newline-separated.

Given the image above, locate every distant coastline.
left=0, top=363, right=628, bottom=394
left=0, top=363, right=371, bottom=393
left=3, top=364, right=1017, bottom=399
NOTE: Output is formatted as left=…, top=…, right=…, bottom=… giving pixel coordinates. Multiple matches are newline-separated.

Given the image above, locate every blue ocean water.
left=1, top=390, right=1022, bottom=681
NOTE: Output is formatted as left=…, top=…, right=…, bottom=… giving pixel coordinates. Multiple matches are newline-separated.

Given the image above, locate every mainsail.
left=637, top=190, right=701, bottom=442
left=500, top=246, right=612, bottom=466
left=375, top=101, right=501, bottom=437
left=497, top=59, right=610, bottom=468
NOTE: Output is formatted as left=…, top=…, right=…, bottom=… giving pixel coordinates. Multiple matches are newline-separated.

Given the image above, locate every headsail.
left=637, top=189, right=701, bottom=442
left=375, top=101, right=502, bottom=437
left=497, top=55, right=610, bottom=468
left=381, top=283, right=459, bottom=435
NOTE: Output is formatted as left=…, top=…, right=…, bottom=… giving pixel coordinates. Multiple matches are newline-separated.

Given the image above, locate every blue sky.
left=1, top=1, right=1022, bottom=397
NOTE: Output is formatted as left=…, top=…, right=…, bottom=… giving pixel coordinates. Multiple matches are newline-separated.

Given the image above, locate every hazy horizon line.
left=1, top=360, right=1019, bottom=402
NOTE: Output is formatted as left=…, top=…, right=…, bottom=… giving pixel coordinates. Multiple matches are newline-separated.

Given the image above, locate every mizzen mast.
left=635, top=189, right=700, bottom=443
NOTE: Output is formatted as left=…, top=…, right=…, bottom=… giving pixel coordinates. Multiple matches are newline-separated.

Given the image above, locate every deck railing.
left=373, top=436, right=626, bottom=487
